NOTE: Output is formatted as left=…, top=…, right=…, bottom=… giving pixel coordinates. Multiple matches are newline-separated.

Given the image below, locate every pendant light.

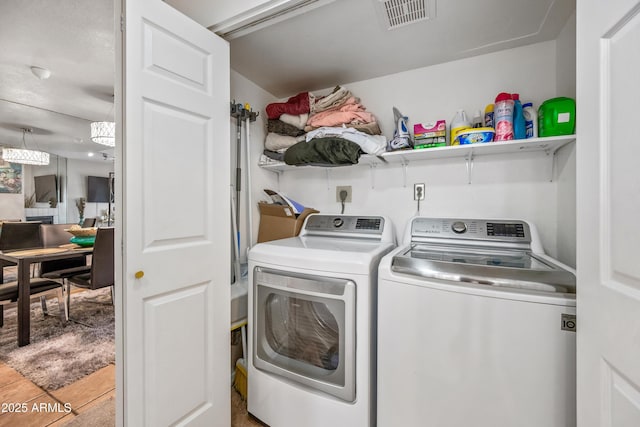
left=90, top=96, right=115, bottom=147
left=1, top=128, right=50, bottom=166
left=90, top=121, right=115, bottom=147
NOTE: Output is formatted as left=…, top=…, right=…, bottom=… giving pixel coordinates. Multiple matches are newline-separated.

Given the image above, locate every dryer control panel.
left=303, top=215, right=385, bottom=236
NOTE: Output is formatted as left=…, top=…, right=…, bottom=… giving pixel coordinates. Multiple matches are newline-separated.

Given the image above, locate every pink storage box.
left=414, top=120, right=446, bottom=139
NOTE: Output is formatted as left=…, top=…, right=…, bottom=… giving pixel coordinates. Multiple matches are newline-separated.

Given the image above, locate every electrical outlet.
left=336, top=185, right=352, bottom=203
left=414, top=183, right=425, bottom=201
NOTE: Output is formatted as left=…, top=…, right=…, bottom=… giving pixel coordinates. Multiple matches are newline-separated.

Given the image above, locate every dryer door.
left=253, top=267, right=356, bottom=402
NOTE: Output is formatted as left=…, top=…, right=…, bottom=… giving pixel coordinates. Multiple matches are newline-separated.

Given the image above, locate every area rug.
left=0, top=285, right=115, bottom=390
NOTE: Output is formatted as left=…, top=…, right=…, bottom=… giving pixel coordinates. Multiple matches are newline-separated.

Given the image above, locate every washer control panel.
left=411, top=218, right=530, bottom=243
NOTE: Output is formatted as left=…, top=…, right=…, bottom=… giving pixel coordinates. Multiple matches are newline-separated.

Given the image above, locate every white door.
left=118, top=0, right=230, bottom=425
left=577, top=0, right=640, bottom=425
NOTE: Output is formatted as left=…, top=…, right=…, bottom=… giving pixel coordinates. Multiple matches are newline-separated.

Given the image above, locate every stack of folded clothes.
left=262, top=86, right=386, bottom=166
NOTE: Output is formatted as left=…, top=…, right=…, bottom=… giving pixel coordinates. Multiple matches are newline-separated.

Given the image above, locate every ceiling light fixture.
left=30, top=66, right=52, bottom=80
left=90, top=121, right=115, bottom=147
left=2, top=128, right=50, bottom=166
left=91, top=96, right=115, bottom=147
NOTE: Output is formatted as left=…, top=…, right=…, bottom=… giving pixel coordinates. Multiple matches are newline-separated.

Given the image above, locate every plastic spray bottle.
left=494, top=93, right=514, bottom=141
left=512, top=93, right=526, bottom=140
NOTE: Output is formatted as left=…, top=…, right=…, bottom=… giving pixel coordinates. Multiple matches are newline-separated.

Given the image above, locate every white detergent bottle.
left=523, top=102, right=538, bottom=138
left=450, top=110, right=471, bottom=145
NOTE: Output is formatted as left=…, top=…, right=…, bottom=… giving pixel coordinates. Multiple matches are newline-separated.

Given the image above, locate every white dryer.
left=248, top=214, right=395, bottom=427
left=377, top=217, right=576, bottom=427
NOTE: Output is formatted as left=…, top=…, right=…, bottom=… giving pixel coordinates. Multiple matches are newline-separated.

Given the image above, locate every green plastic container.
left=538, top=97, right=576, bottom=137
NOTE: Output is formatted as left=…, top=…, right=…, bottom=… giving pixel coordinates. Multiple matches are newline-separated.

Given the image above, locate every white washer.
left=248, top=214, right=395, bottom=427
left=378, top=217, right=576, bottom=427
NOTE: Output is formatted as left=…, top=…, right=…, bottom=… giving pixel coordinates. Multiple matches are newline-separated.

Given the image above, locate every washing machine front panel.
left=377, top=274, right=576, bottom=427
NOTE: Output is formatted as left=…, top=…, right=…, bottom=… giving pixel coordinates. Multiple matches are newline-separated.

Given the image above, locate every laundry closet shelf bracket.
left=465, top=150, right=475, bottom=184
left=369, top=162, right=378, bottom=189
left=402, top=161, right=408, bottom=188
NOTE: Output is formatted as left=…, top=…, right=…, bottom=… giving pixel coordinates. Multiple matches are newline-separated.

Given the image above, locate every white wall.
left=0, top=193, right=22, bottom=220
left=555, top=12, right=577, bottom=268
left=66, top=158, right=114, bottom=224
left=230, top=70, right=278, bottom=261
left=234, top=40, right=578, bottom=265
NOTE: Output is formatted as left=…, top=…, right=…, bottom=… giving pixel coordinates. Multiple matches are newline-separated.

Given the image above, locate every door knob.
left=135, top=271, right=144, bottom=279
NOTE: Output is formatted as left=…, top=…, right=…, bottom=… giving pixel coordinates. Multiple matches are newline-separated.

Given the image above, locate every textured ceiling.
left=0, top=0, right=575, bottom=161
left=0, top=0, right=115, bottom=161
left=227, top=0, right=576, bottom=97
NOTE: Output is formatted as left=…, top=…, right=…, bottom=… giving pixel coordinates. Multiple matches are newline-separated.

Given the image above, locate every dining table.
left=0, top=245, right=93, bottom=347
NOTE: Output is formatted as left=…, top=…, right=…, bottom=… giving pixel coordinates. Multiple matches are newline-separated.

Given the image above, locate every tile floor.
left=0, top=362, right=115, bottom=426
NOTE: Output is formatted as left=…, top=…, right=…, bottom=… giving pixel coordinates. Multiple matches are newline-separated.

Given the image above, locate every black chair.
left=0, top=222, right=42, bottom=279
left=46, top=227, right=114, bottom=317
left=0, top=280, right=67, bottom=327
left=40, top=224, right=89, bottom=276
left=0, top=222, right=42, bottom=252
left=81, top=218, right=97, bottom=228
left=0, top=222, right=67, bottom=326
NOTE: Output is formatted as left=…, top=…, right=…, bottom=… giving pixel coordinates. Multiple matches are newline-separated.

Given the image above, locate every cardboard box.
left=414, top=137, right=447, bottom=149
left=257, top=202, right=318, bottom=243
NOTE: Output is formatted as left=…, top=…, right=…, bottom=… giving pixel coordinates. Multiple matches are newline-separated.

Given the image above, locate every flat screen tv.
left=34, top=174, right=57, bottom=202
left=87, top=176, right=111, bottom=203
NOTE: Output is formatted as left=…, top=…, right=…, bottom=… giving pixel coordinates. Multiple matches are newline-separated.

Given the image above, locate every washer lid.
left=391, top=243, right=576, bottom=293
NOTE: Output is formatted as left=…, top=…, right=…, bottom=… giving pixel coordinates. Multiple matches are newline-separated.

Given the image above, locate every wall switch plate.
left=336, top=185, right=352, bottom=202
left=414, top=183, right=425, bottom=201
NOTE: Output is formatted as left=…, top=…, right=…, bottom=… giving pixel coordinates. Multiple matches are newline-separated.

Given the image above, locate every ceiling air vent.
left=376, top=0, right=436, bottom=30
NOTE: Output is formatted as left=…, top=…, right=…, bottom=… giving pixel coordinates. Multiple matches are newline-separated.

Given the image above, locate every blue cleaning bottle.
left=512, top=93, right=526, bottom=140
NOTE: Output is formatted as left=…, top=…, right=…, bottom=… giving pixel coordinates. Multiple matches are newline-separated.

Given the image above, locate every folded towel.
left=279, top=113, right=309, bottom=130
left=312, top=86, right=351, bottom=113
left=267, top=119, right=305, bottom=137
left=264, top=133, right=306, bottom=151
left=266, top=92, right=310, bottom=119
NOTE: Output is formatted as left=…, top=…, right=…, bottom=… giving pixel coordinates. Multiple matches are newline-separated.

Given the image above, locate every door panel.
left=577, top=0, right=640, bottom=425
left=144, top=285, right=211, bottom=426
left=121, top=0, right=230, bottom=425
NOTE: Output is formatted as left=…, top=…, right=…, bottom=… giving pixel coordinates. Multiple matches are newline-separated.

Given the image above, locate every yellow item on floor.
left=234, top=358, right=247, bottom=400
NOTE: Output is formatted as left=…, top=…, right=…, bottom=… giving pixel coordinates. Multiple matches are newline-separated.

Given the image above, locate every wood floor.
left=0, top=362, right=115, bottom=426
left=0, top=362, right=261, bottom=426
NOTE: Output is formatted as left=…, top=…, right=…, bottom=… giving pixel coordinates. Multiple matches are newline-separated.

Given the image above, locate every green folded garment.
left=284, top=137, right=363, bottom=166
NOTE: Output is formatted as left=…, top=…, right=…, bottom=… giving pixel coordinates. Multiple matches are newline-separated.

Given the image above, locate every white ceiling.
left=227, top=0, right=576, bottom=97
left=0, top=0, right=575, bottom=161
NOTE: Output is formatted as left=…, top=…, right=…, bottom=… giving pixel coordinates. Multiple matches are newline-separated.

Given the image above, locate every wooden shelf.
left=258, top=135, right=576, bottom=172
